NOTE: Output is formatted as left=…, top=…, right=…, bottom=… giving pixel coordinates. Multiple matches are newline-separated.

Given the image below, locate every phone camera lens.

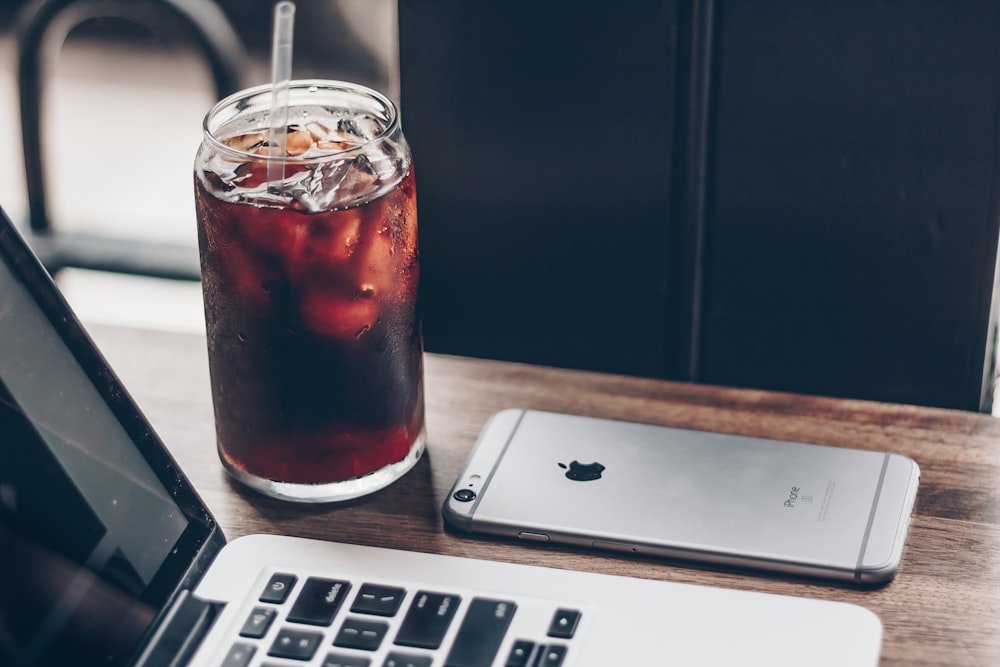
left=453, top=489, right=476, bottom=502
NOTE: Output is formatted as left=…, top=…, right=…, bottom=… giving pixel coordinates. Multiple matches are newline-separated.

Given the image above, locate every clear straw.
left=267, top=1, right=296, bottom=194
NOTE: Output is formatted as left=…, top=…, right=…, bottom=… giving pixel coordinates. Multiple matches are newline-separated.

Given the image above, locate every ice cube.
left=283, top=154, right=380, bottom=212
left=234, top=202, right=301, bottom=258
left=226, top=159, right=314, bottom=201
left=313, top=127, right=361, bottom=154
left=231, top=159, right=267, bottom=188
left=338, top=115, right=384, bottom=142
left=222, top=126, right=314, bottom=158
left=331, top=154, right=380, bottom=205
left=285, top=126, right=314, bottom=156
left=285, top=211, right=362, bottom=268
left=329, top=213, right=363, bottom=262
left=283, top=159, right=353, bottom=212
left=253, top=144, right=284, bottom=157
left=317, top=139, right=355, bottom=152
left=210, top=231, right=277, bottom=308
left=305, top=121, right=331, bottom=141
left=352, top=218, right=397, bottom=298
left=299, top=288, right=379, bottom=339
left=224, top=131, right=267, bottom=152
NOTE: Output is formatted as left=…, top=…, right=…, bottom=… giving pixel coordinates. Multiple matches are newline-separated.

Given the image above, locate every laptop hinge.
left=134, top=589, right=223, bottom=667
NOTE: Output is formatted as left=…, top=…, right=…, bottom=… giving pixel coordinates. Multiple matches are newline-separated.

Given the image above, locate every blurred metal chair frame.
left=15, top=0, right=246, bottom=280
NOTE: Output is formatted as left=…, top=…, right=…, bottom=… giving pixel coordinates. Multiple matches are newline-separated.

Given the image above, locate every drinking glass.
left=193, top=80, right=425, bottom=502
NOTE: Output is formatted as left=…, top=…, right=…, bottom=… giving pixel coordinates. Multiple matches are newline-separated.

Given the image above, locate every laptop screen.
left=0, top=211, right=220, bottom=666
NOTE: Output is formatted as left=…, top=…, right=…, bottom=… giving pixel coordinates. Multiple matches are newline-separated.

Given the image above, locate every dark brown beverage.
left=194, top=81, right=425, bottom=501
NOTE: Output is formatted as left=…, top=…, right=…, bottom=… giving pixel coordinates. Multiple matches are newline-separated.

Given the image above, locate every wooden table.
left=85, top=323, right=1000, bottom=667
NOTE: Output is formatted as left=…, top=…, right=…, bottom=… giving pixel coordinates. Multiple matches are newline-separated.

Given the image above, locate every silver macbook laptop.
left=0, top=206, right=883, bottom=667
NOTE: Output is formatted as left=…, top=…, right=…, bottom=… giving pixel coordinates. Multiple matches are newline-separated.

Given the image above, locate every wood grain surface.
left=85, top=323, right=1000, bottom=666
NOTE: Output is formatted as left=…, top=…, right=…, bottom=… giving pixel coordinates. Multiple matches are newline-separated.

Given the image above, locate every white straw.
left=267, top=1, right=296, bottom=194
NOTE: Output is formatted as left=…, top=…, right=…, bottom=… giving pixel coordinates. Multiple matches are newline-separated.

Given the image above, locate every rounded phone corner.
left=441, top=494, right=476, bottom=534
left=857, top=523, right=908, bottom=586
left=442, top=410, right=525, bottom=537
left=855, top=558, right=901, bottom=586
left=856, top=453, right=919, bottom=586
left=892, top=452, right=921, bottom=481
left=441, top=474, right=483, bottom=534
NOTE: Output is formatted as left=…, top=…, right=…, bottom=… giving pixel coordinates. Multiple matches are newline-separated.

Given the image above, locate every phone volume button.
left=517, top=531, right=550, bottom=542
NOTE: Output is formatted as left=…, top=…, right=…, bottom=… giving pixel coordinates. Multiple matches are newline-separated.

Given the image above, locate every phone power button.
left=518, top=531, right=550, bottom=542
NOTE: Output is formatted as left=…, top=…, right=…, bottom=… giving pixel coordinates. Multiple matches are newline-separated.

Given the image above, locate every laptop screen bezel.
left=0, top=207, right=224, bottom=614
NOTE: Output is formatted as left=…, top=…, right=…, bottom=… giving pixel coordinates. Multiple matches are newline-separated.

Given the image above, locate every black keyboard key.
left=334, top=618, right=390, bottom=651
left=546, top=609, right=581, bottom=639
left=287, top=577, right=351, bottom=626
left=504, top=640, right=535, bottom=667
left=351, top=583, right=407, bottom=616
left=383, top=652, right=433, bottom=667
left=221, top=642, right=255, bottom=667
left=535, top=645, right=567, bottom=667
left=444, top=598, right=517, bottom=667
left=239, top=606, right=277, bottom=638
left=259, top=573, right=297, bottom=604
left=268, top=628, right=324, bottom=660
left=322, top=653, right=372, bottom=667
left=394, top=591, right=460, bottom=649
left=503, top=639, right=535, bottom=667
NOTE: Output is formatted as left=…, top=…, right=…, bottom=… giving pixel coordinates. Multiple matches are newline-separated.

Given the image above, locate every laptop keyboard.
left=217, top=569, right=584, bottom=667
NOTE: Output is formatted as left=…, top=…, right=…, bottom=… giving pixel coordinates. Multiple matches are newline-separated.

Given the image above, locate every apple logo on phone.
left=559, top=460, right=605, bottom=481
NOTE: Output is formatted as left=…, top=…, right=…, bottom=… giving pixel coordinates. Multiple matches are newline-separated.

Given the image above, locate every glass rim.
left=201, top=79, right=400, bottom=164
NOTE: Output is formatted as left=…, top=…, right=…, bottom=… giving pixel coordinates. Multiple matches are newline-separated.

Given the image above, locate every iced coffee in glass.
left=193, top=81, right=425, bottom=502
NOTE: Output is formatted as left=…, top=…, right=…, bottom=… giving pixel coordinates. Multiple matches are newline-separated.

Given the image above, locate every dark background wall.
left=399, top=0, right=1000, bottom=412
left=401, top=1, right=680, bottom=379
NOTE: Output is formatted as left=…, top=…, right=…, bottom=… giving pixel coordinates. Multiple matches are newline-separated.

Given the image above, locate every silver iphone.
left=443, top=409, right=920, bottom=584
